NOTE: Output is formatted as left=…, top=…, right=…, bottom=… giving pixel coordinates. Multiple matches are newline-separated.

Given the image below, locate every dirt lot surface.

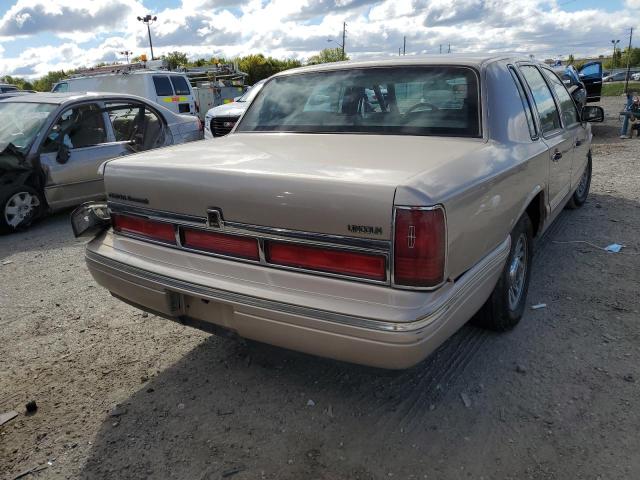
left=1, top=95, right=639, bottom=480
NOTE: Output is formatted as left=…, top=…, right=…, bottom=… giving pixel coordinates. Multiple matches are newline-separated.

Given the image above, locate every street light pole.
left=137, top=15, right=158, bottom=60
left=119, top=50, right=132, bottom=63
left=611, top=39, right=620, bottom=69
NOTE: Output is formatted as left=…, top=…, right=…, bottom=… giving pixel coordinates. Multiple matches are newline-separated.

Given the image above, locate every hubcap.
left=508, top=233, right=527, bottom=311
left=4, top=191, right=40, bottom=228
left=576, top=164, right=589, bottom=198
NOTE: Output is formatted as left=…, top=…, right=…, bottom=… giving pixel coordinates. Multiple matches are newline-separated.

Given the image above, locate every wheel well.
left=525, top=191, right=544, bottom=237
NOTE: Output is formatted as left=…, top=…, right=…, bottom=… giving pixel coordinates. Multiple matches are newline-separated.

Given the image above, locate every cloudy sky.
left=0, top=0, right=639, bottom=78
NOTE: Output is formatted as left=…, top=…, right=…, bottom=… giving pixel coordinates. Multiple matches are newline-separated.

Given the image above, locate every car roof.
left=273, top=54, right=540, bottom=78
left=0, top=91, right=163, bottom=105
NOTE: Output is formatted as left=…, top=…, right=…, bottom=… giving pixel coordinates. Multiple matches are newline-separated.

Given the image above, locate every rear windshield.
left=237, top=66, right=480, bottom=137
left=170, top=76, right=191, bottom=95
left=153, top=76, right=174, bottom=96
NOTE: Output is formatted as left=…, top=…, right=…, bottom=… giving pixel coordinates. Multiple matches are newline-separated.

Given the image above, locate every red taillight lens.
left=266, top=242, right=386, bottom=281
left=112, top=214, right=175, bottom=244
left=182, top=228, right=259, bottom=261
left=393, top=207, right=446, bottom=287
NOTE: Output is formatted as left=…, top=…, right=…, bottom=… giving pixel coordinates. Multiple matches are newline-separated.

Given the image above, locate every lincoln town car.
left=72, top=56, right=603, bottom=369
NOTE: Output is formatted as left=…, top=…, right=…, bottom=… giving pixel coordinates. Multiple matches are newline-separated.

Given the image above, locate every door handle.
left=575, top=139, right=582, bottom=147
left=552, top=150, right=563, bottom=162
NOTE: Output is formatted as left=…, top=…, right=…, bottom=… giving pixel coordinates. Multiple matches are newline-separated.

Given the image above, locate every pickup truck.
left=73, top=55, right=604, bottom=369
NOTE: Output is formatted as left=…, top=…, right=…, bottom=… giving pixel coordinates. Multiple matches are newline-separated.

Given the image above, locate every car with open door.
left=577, top=61, right=603, bottom=102
left=0, top=92, right=203, bottom=233
left=73, top=56, right=604, bottom=369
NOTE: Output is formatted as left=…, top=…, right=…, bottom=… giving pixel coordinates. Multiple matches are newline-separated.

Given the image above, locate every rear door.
left=39, top=102, right=127, bottom=209
left=578, top=62, right=603, bottom=102
left=152, top=75, right=178, bottom=114
left=519, top=65, right=574, bottom=211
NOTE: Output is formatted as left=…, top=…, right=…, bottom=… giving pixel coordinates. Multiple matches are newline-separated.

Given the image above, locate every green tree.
left=163, top=51, right=189, bottom=70
left=32, top=70, right=72, bottom=92
left=237, top=54, right=302, bottom=84
left=307, top=48, right=348, bottom=65
left=0, top=75, right=34, bottom=90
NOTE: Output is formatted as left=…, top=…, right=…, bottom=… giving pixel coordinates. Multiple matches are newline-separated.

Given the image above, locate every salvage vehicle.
left=73, top=55, right=603, bottom=369
left=1, top=92, right=202, bottom=233
left=204, top=79, right=266, bottom=138
left=554, top=65, right=587, bottom=108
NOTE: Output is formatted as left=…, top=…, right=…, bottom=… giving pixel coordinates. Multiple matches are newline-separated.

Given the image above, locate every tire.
left=473, top=214, right=533, bottom=331
left=566, top=155, right=592, bottom=209
left=0, top=184, right=44, bottom=234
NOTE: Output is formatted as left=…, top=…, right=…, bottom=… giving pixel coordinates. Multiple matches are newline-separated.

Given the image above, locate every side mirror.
left=56, top=143, right=70, bottom=164
left=582, top=106, right=604, bottom=123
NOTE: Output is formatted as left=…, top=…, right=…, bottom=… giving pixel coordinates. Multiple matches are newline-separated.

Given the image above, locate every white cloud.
left=0, top=0, right=636, bottom=78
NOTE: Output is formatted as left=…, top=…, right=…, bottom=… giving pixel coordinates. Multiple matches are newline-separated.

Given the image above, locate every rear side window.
left=153, top=76, right=174, bottom=96
left=542, top=69, right=579, bottom=127
left=508, top=66, right=537, bottom=139
left=170, top=76, right=191, bottom=95
left=519, top=65, right=561, bottom=134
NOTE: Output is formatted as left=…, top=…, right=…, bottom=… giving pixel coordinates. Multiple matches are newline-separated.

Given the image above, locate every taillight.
left=393, top=207, right=446, bottom=288
left=266, top=241, right=386, bottom=281
left=182, top=228, right=259, bottom=261
left=112, top=214, right=175, bottom=244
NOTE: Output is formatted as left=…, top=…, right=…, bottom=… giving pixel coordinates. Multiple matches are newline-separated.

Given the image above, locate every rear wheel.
left=567, top=155, right=592, bottom=209
left=0, top=185, right=43, bottom=234
left=474, top=214, right=533, bottom=331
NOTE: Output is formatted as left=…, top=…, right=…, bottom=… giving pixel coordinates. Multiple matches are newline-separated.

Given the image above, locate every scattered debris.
left=623, top=374, right=635, bottom=383
left=217, top=409, right=235, bottom=416
left=222, top=467, right=245, bottom=478
left=605, top=243, right=623, bottom=253
left=460, top=392, right=472, bottom=408
left=429, top=404, right=436, bottom=411
left=141, top=312, right=149, bottom=318
left=0, top=410, right=19, bottom=426
left=2, top=260, right=14, bottom=266
left=327, top=404, right=334, bottom=417
left=11, top=465, right=48, bottom=480
left=25, top=400, right=37, bottom=414
left=531, top=303, right=547, bottom=310
left=177, top=403, right=185, bottom=410
left=109, top=406, right=127, bottom=417
left=515, top=364, right=527, bottom=374
left=306, top=399, right=315, bottom=407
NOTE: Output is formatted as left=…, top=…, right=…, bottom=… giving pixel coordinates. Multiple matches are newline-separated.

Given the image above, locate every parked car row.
left=72, top=55, right=604, bottom=369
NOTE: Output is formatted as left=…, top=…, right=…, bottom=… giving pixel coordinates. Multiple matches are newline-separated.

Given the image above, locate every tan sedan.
left=73, top=55, right=603, bottom=368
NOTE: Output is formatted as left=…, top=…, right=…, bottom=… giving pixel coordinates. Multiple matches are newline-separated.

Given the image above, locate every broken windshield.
left=0, top=102, right=57, bottom=155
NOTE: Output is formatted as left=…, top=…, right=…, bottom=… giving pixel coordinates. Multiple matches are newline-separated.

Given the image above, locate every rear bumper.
left=85, top=234, right=509, bottom=369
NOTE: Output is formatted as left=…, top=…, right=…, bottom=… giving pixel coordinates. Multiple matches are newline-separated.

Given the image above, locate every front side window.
left=42, top=103, right=107, bottom=152
left=153, top=76, right=174, bottom=96
left=519, top=65, right=561, bottom=134
left=0, top=102, right=57, bottom=154
left=105, top=102, right=165, bottom=151
left=543, top=69, right=579, bottom=127
left=237, top=67, right=480, bottom=137
left=170, top=76, right=191, bottom=95
left=52, top=82, right=69, bottom=93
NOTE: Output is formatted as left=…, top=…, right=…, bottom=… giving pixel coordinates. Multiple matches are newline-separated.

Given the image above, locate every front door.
left=578, top=62, right=603, bottom=103
left=39, top=102, right=128, bottom=209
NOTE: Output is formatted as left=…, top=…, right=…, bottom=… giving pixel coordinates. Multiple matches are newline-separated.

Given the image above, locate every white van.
left=52, top=70, right=197, bottom=116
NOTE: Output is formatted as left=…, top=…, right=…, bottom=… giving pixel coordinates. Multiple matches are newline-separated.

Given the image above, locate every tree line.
left=1, top=48, right=348, bottom=92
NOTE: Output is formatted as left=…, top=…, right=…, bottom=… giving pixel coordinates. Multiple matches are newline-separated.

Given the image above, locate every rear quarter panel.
left=396, top=60, right=549, bottom=281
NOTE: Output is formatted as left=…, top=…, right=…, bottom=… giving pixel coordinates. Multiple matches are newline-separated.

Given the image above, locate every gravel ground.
left=1, top=95, right=639, bottom=479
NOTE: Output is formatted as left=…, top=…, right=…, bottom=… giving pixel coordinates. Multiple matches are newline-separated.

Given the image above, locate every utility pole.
left=399, top=47, right=401, bottom=56
left=439, top=44, right=442, bottom=54
left=448, top=43, right=451, bottom=53
left=403, top=36, right=406, bottom=55
left=342, top=22, right=346, bottom=60
left=625, top=27, right=634, bottom=94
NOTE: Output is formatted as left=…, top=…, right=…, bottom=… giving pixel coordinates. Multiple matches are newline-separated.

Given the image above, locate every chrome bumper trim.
left=85, top=236, right=509, bottom=334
